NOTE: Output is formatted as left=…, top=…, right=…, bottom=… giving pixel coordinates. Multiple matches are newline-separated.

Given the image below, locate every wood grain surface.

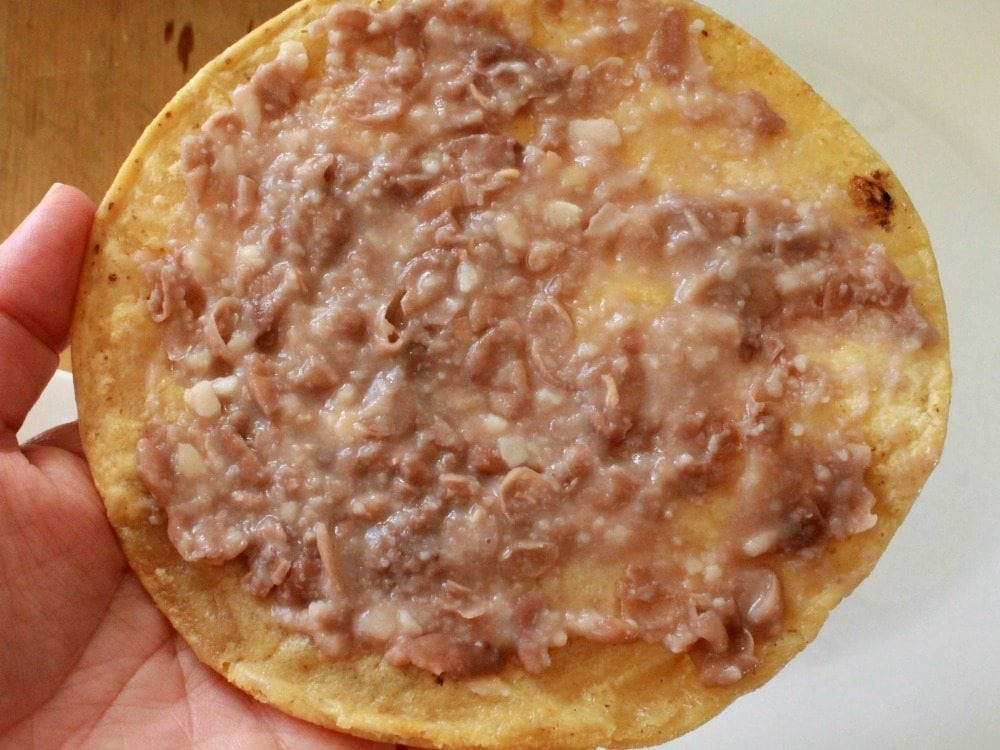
left=1, top=1, right=293, bottom=369
left=0, top=1, right=294, bottom=236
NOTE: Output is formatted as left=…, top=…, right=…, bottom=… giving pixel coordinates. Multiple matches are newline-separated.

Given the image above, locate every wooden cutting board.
left=0, top=1, right=293, bottom=369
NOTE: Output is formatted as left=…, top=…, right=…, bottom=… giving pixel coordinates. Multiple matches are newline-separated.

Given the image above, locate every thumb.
left=0, top=184, right=95, bottom=435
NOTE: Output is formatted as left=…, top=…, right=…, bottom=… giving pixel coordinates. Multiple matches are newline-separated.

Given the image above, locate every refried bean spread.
left=136, top=0, right=936, bottom=685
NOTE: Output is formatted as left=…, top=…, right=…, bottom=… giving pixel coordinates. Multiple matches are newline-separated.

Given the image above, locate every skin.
left=0, top=184, right=391, bottom=749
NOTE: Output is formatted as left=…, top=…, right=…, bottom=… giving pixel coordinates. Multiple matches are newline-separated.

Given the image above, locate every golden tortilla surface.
left=72, top=0, right=949, bottom=747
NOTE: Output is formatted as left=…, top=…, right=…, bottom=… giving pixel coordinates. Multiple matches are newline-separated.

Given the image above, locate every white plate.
left=19, top=2, right=999, bottom=746
left=16, top=369, right=77, bottom=443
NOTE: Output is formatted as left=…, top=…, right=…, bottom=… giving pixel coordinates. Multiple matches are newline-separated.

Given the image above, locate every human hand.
left=0, top=185, right=388, bottom=748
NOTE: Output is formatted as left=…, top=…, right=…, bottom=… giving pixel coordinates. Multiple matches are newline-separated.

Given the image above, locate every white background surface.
left=17, top=370, right=76, bottom=444
left=16, top=2, right=1000, bottom=748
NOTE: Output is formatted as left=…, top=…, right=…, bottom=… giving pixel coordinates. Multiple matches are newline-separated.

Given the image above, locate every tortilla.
left=71, top=0, right=950, bottom=747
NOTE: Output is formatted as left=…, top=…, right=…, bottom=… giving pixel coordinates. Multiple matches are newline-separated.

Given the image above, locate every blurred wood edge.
left=0, top=1, right=293, bottom=372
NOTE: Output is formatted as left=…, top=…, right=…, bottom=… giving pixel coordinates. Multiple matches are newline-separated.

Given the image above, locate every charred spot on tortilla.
left=849, top=170, right=896, bottom=229
left=72, top=1, right=949, bottom=748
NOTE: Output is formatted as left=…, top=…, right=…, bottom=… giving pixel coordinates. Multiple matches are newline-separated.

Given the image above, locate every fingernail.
left=43, top=182, right=66, bottom=200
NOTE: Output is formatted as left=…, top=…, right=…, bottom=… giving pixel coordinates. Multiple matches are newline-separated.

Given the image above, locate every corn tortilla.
left=71, top=0, right=950, bottom=747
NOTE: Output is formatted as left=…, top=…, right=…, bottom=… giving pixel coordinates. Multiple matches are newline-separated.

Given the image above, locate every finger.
left=20, top=432, right=100, bottom=514
left=20, top=421, right=100, bottom=515
left=0, top=184, right=95, bottom=433
left=23, top=421, right=85, bottom=458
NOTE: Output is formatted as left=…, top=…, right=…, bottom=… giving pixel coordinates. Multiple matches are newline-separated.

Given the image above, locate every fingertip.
left=0, top=184, right=97, bottom=432
left=39, top=182, right=97, bottom=243
left=0, top=182, right=96, bottom=350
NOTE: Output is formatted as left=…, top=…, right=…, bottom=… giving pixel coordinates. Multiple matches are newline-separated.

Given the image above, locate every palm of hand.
left=0, top=439, right=379, bottom=749
left=0, top=187, right=385, bottom=749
